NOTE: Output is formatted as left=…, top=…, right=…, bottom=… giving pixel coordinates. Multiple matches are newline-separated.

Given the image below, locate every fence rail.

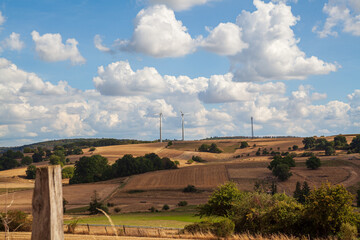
left=73, top=223, right=182, bottom=230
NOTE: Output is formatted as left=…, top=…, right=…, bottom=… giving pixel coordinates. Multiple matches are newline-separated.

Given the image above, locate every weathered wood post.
left=31, top=165, right=64, bottom=240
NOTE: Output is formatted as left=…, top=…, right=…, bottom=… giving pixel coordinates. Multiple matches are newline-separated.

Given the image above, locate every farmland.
left=1, top=135, right=360, bottom=216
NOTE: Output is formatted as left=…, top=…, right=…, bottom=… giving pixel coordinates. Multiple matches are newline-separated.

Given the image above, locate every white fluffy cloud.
left=201, top=23, right=248, bottom=56
left=94, top=34, right=111, bottom=53
left=148, top=0, right=217, bottom=11
left=313, top=0, right=360, bottom=37
left=0, top=57, right=358, bottom=146
left=31, top=31, right=86, bottom=65
left=2, top=32, right=25, bottom=51
left=224, top=0, right=338, bottom=81
left=93, top=61, right=165, bottom=96
left=129, top=5, right=197, bottom=57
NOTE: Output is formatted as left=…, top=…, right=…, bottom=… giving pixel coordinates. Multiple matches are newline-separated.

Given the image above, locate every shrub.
left=114, top=207, right=121, bottom=213
left=107, top=202, right=115, bottom=207
left=184, top=218, right=234, bottom=238
left=62, top=167, right=74, bottom=179
left=63, top=198, right=68, bottom=213
left=198, top=182, right=242, bottom=217
left=178, top=201, right=188, bottom=207
left=272, top=164, right=292, bottom=181
left=306, top=156, right=321, bottom=170
left=337, top=222, right=357, bottom=240
left=149, top=206, right=156, bottom=212
left=66, top=219, right=79, bottom=233
left=183, top=185, right=197, bottom=193
left=162, top=204, right=170, bottom=211
left=192, top=156, right=205, bottom=163
left=89, top=147, right=96, bottom=152
left=292, top=145, right=299, bottom=151
left=49, top=154, right=65, bottom=167
left=0, top=210, right=32, bottom=232
left=198, top=144, right=210, bottom=152
left=304, top=183, right=355, bottom=236
left=26, top=165, right=36, bottom=179
left=186, top=159, right=194, bottom=164
left=240, top=142, right=249, bottom=149
left=198, top=143, right=222, bottom=153
left=167, top=141, right=173, bottom=147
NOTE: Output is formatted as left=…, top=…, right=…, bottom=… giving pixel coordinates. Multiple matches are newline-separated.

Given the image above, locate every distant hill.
left=0, top=138, right=153, bottom=153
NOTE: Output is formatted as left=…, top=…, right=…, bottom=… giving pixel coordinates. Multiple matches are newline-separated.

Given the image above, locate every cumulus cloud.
left=99, top=5, right=198, bottom=58
left=2, top=32, right=25, bottom=51
left=93, top=61, right=166, bottom=96
left=148, top=0, right=218, bottom=11
left=201, top=23, right=248, bottom=56
left=94, top=34, right=111, bottom=53
left=31, top=31, right=86, bottom=65
left=313, top=0, right=360, bottom=37
left=226, top=0, right=337, bottom=81
left=0, top=57, right=358, bottom=146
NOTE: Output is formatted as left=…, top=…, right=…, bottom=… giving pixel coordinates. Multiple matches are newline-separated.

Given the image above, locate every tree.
left=21, top=156, right=33, bottom=166
left=293, top=181, right=310, bottom=204
left=70, top=155, right=109, bottom=184
left=325, top=146, right=335, bottom=156
left=268, top=155, right=295, bottom=170
left=272, top=164, right=292, bottom=181
left=26, top=165, right=36, bottom=179
left=302, top=137, right=315, bottom=149
left=240, top=142, right=249, bottom=149
left=350, top=135, right=360, bottom=153
left=198, top=144, right=210, bottom=152
left=198, top=182, right=242, bottom=217
left=314, top=138, right=330, bottom=150
left=88, top=190, right=108, bottom=214
left=62, top=167, right=74, bottom=179
left=49, top=155, right=65, bottom=167
left=293, top=182, right=302, bottom=202
left=208, top=143, right=222, bottom=153
left=334, top=135, right=347, bottom=149
left=306, top=156, right=321, bottom=170
left=292, top=145, right=299, bottom=151
left=32, top=151, right=44, bottom=163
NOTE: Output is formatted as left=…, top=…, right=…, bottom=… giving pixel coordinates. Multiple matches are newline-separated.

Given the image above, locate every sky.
left=0, top=0, right=359, bottom=147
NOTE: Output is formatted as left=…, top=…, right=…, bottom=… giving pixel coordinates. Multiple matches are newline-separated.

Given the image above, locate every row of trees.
left=190, top=182, right=358, bottom=238
left=302, top=135, right=360, bottom=154
left=69, top=153, right=177, bottom=184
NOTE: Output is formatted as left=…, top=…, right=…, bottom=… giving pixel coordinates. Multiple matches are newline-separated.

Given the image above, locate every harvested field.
left=123, top=164, right=229, bottom=191
left=0, top=182, right=120, bottom=212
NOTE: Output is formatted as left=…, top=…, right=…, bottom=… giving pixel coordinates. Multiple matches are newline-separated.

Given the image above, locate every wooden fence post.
left=31, top=165, right=64, bottom=240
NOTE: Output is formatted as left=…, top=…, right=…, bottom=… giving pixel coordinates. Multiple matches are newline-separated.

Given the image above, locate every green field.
left=65, top=211, right=201, bottom=228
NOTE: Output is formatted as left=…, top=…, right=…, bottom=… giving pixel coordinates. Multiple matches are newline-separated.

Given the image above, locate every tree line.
left=69, top=153, right=177, bottom=184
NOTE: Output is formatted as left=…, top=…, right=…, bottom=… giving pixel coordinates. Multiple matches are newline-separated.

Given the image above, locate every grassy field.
left=66, top=210, right=201, bottom=228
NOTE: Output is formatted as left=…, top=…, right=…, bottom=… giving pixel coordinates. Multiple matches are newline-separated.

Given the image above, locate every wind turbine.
left=180, top=111, right=189, bottom=141
left=159, top=112, right=163, bottom=143
left=181, top=111, right=185, bottom=141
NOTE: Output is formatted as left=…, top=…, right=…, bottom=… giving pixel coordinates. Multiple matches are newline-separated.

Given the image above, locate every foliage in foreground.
left=0, top=210, right=32, bottom=232
left=194, top=182, right=359, bottom=238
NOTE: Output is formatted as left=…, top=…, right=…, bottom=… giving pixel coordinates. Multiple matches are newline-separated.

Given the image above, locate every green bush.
left=114, top=207, right=121, bottom=213
left=192, top=156, right=205, bottom=162
left=89, top=147, right=96, bottom=151
left=240, top=142, right=249, bottom=149
left=183, top=221, right=212, bottom=234
left=162, top=204, right=170, bottom=211
left=26, top=165, right=36, bottom=179
left=198, top=182, right=242, bottom=217
left=325, top=146, right=335, bottom=156
left=167, top=141, right=173, bottom=147
left=177, top=201, right=188, bottom=207
left=306, top=156, right=321, bottom=170
left=337, top=222, right=358, bottom=240
left=184, top=218, right=234, bottom=238
left=62, top=167, right=74, bottom=179
left=292, top=145, right=299, bottom=151
left=304, top=183, right=355, bottom=236
left=183, top=185, right=197, bottom=193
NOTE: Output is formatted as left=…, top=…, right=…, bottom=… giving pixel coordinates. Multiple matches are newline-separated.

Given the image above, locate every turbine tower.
left=159, top=112, right=163, bottom=143
left=181, top=111, right=185, bottom=141
left=251, top=116, right=254, bottom=139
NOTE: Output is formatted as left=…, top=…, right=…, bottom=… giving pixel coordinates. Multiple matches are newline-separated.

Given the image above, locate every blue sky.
left=0, top=0, right=359, bottom=147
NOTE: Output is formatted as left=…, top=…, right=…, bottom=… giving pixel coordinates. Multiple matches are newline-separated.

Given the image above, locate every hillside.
left=0, top=135, right=359, bottom=213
